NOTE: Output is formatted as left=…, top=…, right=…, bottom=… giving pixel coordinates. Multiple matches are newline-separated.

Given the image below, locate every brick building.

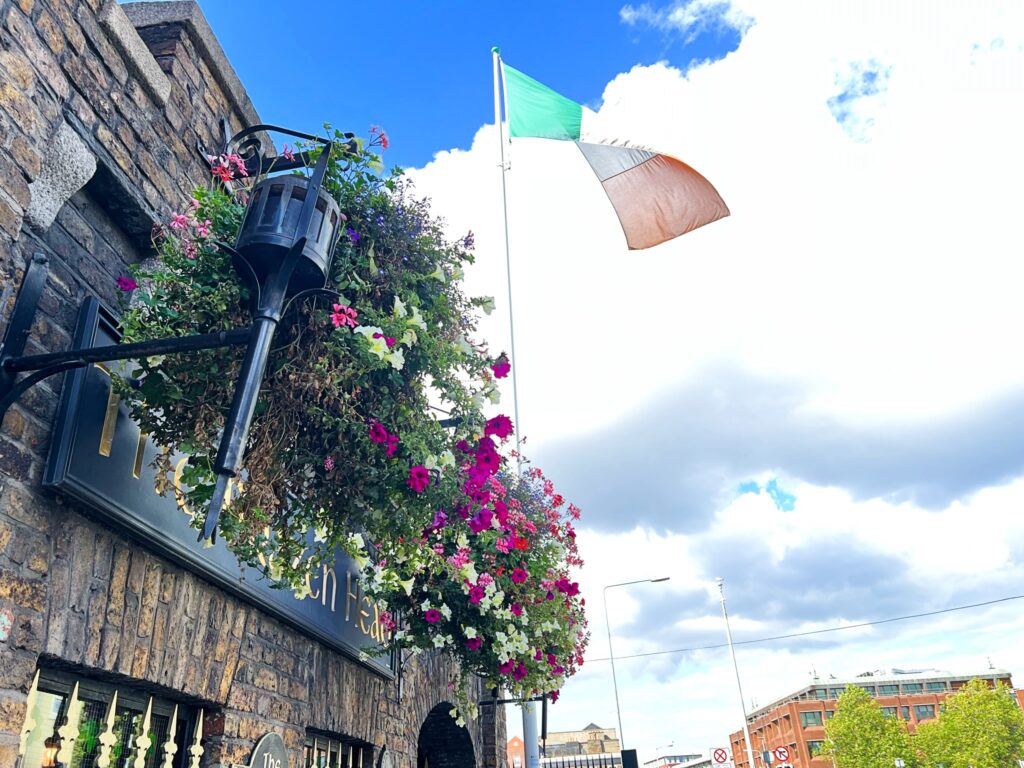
left=0, top=2, right=503, bottom=767
left=728, top=669, right=1016, bottom=768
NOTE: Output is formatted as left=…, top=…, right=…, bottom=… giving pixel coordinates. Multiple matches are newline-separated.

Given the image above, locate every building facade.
left=0, top=2, right=503, bottom=767
left=728, top=669, right=1016, bottom=768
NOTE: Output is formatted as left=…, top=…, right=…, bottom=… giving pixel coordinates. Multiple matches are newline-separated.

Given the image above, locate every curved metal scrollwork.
left=198, top=119, right=360, bottom=179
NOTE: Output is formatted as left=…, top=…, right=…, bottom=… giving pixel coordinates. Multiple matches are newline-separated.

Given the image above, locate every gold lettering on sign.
left=92, top=364, right=148, bottom=467
left=321, top=566, right=337, bottom=612
left=132, top=433, right=148, bottom=478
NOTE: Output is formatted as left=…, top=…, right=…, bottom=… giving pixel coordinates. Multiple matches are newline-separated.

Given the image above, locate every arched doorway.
left=418, top=702, right=476, bottom=768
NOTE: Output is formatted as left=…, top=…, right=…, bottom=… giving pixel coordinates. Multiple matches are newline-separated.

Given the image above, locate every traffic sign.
left=773, top=747, right=790, bottom=763
left=713, top=749, right=730, bottom=764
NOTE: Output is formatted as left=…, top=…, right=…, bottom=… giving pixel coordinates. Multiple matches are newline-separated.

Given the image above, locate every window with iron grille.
left=18, top=668, right=201, bottom=768
left=305, top=732, right=374, bottom=768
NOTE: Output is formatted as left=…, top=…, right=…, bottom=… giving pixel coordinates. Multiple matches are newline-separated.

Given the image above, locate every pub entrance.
left=417, top=703, right=476, bottom=768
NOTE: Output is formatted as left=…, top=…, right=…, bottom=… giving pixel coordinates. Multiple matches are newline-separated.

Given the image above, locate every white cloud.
left=408, top=0, right=1024, bottom=757
left=619, top=0, right=755, bottom=43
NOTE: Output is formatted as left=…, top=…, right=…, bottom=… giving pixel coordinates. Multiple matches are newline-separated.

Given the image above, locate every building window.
left=824, top=710, right=835, bottom=720
left=881, top=707, right=897, bottom=718
left=807, top=741, right=824, bottom=756
left=813, top=688, right=828, bottom=700
left=859, top=686, right=875, bottom=695
left=305, top=733, right=373, bottom=768
left=901, top=707, right=910, bottom=720
left=879, top=685, right=898, bottom=695
left=800, top=711, right=823, bottom=727
left=914, top=705, right=936, bottom=721
left=18, top=668, right=200, bottom=768
left=828, top=688, right=844, bottom=699
left=903, top=683, right=923, bottom=693
left=926, top=682, right=947, bottom=692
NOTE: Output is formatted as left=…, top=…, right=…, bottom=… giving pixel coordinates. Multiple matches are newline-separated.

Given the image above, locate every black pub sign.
left=44, top=299, right=395, bottom=676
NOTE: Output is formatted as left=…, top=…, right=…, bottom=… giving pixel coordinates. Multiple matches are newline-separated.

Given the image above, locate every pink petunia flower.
left=485, top=415, right=514, bottom=440
left=368, top=421, right=389, bottom=444
left=511, top=567, right=528, bottom=584
left=468, top=586, right=485, bottom=604
left=195, top=219, right=212, bottom=238
left=499, top=660, right=514, bottom=674
left=169, top=213, right=189, bottom=230
left=491, top=355, right=511, bottom=379
left=423, top=608, right=441, bottom=624
left=513, top=662, right=528, bottom=681
left=385, top=434, right=400, bottom=457
left=408, top=465, right=430, bottom=493
left=116, top=276, right=138, bottom=292
left=466, top=637, right=482, bottom=651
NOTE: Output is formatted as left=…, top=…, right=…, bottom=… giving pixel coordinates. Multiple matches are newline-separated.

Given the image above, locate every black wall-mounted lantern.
left=0, top=123, right=352, bottom=542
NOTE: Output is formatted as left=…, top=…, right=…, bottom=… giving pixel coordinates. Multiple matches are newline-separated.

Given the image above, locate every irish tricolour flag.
left=501, top=61, right=729, bottom=250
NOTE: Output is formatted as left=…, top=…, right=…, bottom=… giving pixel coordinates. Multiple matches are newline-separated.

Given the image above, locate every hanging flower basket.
left=115, top=126, right=588, bottom=711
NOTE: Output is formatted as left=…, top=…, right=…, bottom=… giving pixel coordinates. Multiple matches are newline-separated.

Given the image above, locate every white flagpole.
left=491, top=46, right=522, bottom=458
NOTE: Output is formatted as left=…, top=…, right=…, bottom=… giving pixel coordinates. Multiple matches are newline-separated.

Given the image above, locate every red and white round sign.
left=773, top=747, right=790, bottom=763
left=713, top=750, right=729, bottom=764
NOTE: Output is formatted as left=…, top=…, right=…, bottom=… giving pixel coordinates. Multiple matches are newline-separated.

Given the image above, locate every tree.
left=820, top=686, right=915, bottom=768
left=914, top=679, right=1024, bottom=768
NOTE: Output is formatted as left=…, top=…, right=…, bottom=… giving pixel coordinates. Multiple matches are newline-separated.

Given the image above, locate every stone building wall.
left=0, top=1, right=504, bottom=766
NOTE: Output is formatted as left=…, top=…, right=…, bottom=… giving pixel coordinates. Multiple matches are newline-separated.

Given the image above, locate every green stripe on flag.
left=503, top=63, right=582, bottom=141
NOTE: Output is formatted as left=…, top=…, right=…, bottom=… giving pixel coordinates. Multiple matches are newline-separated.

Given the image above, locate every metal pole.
left=491, top=47, right=522, bottom=458
left=717, top=578, right=758, bottom=768
left=603, top=586, right=626, bottom=751
left=523, top=700, right=541, bottom=768
left=602, top=577, right=670, bottom=750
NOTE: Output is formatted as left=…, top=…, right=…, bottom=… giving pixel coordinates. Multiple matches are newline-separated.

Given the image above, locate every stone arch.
left=417, top=701, right=476, bottom=768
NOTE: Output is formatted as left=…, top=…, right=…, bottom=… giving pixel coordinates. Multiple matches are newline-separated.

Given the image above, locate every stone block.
left=26, top=123, right=98, bottom=233
left=98, top=0, right=170, bottom=106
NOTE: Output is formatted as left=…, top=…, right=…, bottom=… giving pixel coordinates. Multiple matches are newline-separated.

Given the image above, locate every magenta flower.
left=510, top=603, right=523, bottom=617
left=499, top=660, right=514, bottom=674
left=491, top=355, right=511, bottom=379
left=511, top=567, right=528, bottom=584
left=469, top=586, right=485, bottom=604
left=423, top=608, right=441, bottom=624
left=281, top=143, right=295, bottom=162
left=116, top=276, right=138, bottom=292
left=485, top=415, right=514, bottom=440
left=368, top=421, right=389, bottom=444
left=169, top=213, right=189, bottom=230
left=466, top=637, right=482, bottom=651
left=324, top=455, right=335, bottom=472
left=468, top=509, right=493, bottom=534
left=475, top=446, right=501, bottom=474
left=195, top=219, right=212, bottom=237
left=331, top=303, right=358, bottom=329
left=513, top=662, right=528, bottom=681
left=408, top=465, right=430, bottom=493
left=385, top=434, right=400, bottom=457
left=372, top=332, right=397, bottom=348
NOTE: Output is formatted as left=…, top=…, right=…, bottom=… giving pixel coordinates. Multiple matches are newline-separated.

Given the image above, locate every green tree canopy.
left=915, top=679, right=1024, bottom=768
left=820, top=685, right=915, bottom=768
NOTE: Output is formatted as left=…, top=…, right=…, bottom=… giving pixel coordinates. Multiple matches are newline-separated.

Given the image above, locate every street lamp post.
left=603, top=577, right=670, bottom=750
left=717, top=578, right=758, bottom=768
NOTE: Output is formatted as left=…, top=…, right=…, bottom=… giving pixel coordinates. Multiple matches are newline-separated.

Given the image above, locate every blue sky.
left=193, top=0, right=1024, bottom=760
left=199, top=0, right=743, bottom=169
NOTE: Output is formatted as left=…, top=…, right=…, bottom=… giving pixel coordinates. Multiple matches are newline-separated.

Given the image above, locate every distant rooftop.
left=747, top=668, right=1013, bottom=721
